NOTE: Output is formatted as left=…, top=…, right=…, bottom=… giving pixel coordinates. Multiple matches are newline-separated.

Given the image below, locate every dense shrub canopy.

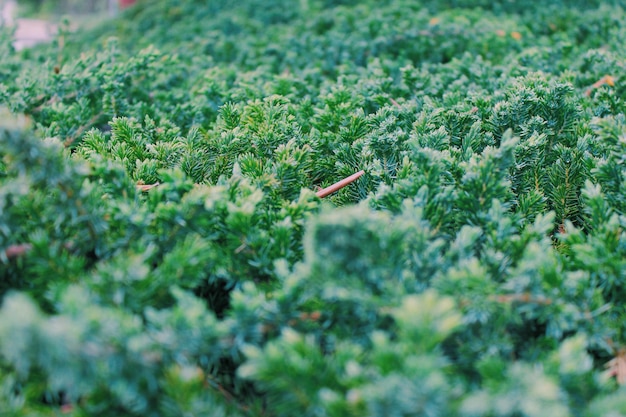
left=1, top=0, right=626, bottom=415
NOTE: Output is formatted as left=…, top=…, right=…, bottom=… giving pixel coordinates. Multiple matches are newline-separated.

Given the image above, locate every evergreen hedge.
left=1, top=0, right=626, bottom=415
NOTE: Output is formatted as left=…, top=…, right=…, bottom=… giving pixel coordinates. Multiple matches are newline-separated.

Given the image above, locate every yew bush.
left=1, top=0, right=626, bottom=415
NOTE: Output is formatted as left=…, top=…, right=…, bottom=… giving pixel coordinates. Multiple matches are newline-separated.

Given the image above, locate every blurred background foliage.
left=13, top=0, right=117, bottom=17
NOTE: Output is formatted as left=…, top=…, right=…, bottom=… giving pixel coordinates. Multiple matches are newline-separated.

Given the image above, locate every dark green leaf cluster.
left=2, top=0, right=626, bottom=415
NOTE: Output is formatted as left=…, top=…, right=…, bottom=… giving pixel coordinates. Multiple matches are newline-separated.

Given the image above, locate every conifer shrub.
left=1, top=0, right=626, bottom=415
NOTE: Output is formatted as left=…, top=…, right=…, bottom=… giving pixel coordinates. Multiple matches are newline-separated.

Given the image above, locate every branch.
left=63, top=113, right=105, bottom=147
left=316, top=170, right=365, bottom=198
left=4, top=244, right=33, bottom=259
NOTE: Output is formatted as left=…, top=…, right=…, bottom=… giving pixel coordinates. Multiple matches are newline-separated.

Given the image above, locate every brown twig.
left=4, top=244, right=33, bottom=259
left=606, top=349, right=626, bottom=385
left=63, top=113, right=104, bottom=147
left=136, top=182, right=160, bottom=192
left=585, top=75, right=615, bottom=97
left=316, top=170, right=365, bottom=198
left=490, top=293, right=553, bottom=305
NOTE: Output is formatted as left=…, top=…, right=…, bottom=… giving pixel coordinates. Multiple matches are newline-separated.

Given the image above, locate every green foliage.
left=1, top=0, right=626, bottom=415
left=238, top=291, right=462, bottom=417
